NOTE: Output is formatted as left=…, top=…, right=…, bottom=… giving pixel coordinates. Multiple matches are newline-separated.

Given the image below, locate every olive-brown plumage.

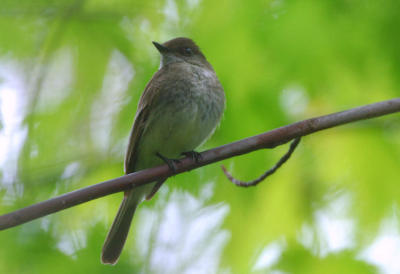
left=101, top=37, right=225, bottom=264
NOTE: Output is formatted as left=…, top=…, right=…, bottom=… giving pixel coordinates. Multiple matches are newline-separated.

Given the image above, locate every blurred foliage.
left=0, top=0, right=399, bottom=273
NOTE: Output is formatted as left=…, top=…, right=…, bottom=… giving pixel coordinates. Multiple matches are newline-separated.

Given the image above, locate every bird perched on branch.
left=101, top=37, right=225, bottom=264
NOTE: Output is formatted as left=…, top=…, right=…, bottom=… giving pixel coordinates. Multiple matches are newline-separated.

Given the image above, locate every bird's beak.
left=152, top=41, right=169, bottom=53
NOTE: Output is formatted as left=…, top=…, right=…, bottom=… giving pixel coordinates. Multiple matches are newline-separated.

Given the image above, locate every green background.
left=0, top=0, right=399, bottom=273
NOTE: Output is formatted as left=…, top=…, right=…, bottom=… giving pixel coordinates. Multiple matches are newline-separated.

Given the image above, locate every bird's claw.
left=156, top=152, right=181, bottom=173
left=181, top=151, right=202, bottom=163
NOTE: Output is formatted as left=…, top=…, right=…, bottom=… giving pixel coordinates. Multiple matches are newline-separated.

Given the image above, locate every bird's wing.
left=124, top=106, right=147, bottom=174
left=124, top=69, right=165, bottom=174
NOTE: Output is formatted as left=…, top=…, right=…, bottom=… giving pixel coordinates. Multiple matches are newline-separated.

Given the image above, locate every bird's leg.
left=181, top=150, right=202, bottom=163
left=156, top=152, right=181, bottom=173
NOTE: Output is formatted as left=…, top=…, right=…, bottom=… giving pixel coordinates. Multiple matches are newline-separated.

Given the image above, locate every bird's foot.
left=156, top=152, right=181, bottom=173
left=181, top=150, right=202, bottom=163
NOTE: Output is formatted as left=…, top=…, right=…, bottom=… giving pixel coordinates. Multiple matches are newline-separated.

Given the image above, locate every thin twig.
left=222, top=137, right=301, bottom=187
left=0, top=98, right=399, bottom=230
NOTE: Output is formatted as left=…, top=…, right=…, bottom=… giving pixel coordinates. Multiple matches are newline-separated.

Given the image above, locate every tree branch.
left=222, top=137, right=301, bottom=186
left=1, top=98, right=399, bottom=230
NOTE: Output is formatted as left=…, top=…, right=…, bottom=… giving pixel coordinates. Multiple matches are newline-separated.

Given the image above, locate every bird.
left=101, top=37, right=225, bottom=264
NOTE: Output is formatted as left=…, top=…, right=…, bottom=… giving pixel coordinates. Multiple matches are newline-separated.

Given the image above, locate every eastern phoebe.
left=101, top=37, right=225, bottom=264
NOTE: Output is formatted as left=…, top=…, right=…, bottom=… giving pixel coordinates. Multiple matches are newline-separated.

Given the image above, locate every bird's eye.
left=183, top=47, right=193, bottom=56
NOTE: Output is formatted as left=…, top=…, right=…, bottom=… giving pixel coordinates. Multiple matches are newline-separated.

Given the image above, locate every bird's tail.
left=101, top=189, right=140, bottom=265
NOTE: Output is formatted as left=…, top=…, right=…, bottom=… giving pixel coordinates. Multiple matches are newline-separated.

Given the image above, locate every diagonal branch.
left=1, top=98, right=399, bottom=230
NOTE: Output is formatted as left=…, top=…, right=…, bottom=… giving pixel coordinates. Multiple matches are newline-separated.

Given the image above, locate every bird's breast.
left=135, top=63, right=225, bottom=168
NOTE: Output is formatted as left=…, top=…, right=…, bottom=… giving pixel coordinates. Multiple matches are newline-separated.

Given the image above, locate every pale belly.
left=131, top=62, right=225, bottom=171
left=135, top=93, right=222, bottom=170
